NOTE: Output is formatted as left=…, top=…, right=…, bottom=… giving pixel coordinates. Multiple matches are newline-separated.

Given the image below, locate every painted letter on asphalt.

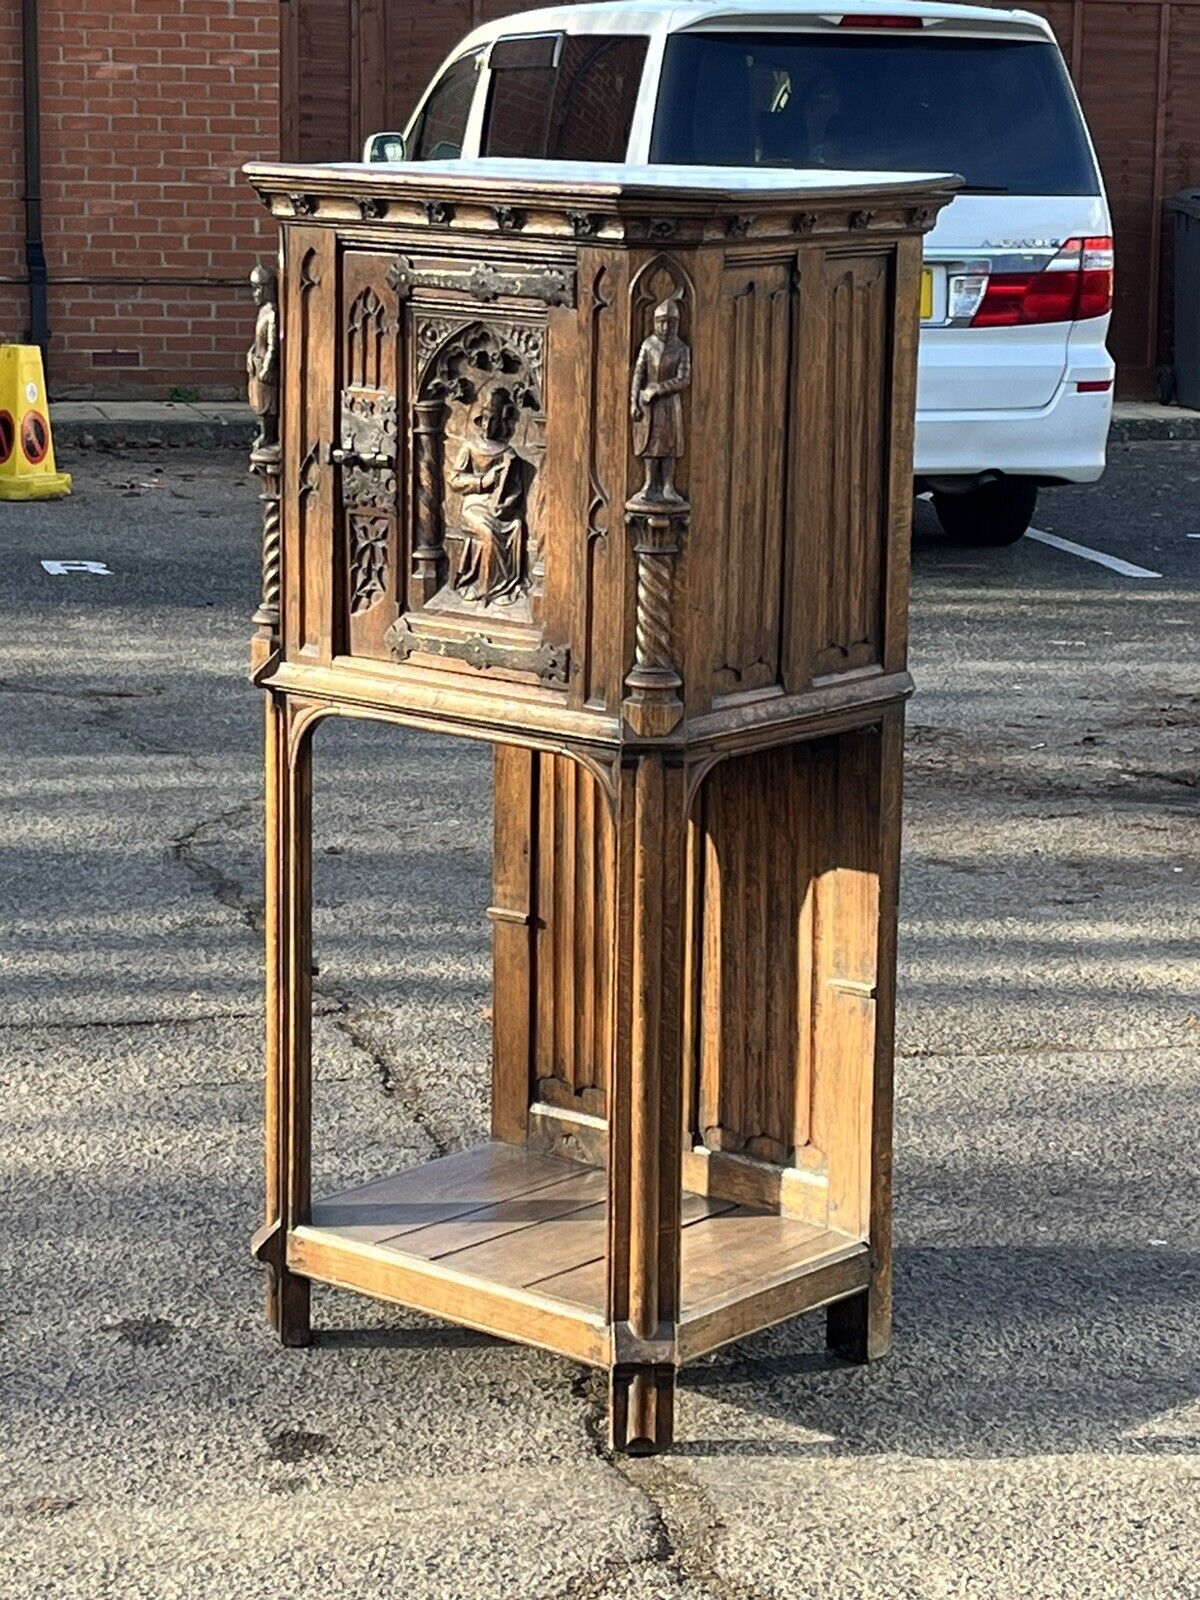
left=41, top=560, right=112, bottom=575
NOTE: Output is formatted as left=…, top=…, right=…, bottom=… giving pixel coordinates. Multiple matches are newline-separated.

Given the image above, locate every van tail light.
left=1077, top=236, right=1115, bottom=318
left=969, top=236, right=1113, bottom=326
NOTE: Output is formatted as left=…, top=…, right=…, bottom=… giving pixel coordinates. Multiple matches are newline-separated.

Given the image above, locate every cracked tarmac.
left=1, top=444, right=1198, bottom=1598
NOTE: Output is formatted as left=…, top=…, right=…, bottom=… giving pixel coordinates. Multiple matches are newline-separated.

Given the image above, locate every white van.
left=368, top=0, right=1114, bottom=546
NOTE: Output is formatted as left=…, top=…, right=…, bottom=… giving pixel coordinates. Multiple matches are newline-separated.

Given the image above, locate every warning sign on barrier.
left=21, top=410, right=50, bottom=465
left=0, top=346, right=71, bottom=501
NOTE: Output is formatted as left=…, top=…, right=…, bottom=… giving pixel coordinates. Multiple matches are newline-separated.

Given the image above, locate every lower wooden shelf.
left=287, top=1141, right=869, bottom=1367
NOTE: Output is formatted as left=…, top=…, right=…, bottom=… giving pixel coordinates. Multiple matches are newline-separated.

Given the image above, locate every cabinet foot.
left=826, top=1286, right=890, bottom=1364
left=269, top=1270, right=312, bottom=1348
left=609, top=1365, right=675, bottom=1454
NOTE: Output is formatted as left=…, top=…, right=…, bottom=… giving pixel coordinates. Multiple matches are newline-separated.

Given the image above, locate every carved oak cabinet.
left=244, top=158, right=957, bottom=1453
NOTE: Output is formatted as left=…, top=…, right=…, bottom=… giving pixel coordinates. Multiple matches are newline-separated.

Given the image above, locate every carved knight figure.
left=630, top=292, right=691, bottom=508
left=448, top=382, right=531, bottom=606
left=247, top=263, right=279, bottom=449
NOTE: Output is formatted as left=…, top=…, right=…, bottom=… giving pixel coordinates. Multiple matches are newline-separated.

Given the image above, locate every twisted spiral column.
left=623, top=509, right=686, bottom=736
left=634, top=548, right=675, bottom=674
left=251, top=441, right=282, bottom=639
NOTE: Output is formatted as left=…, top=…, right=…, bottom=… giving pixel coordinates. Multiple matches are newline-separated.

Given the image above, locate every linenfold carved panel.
left=697, top=744, right=814, bottom=1166
left=533, top=754, right=613, bottom=1119
left=709, top=261, right=793, bottom=696
left=814, top=255, right=888, bottom=676
left=785, top=251, right=890, bottom=687
left=692, top=733, right=880, bottom=1187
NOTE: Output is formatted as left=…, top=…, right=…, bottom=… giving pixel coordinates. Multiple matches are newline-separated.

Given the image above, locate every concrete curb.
left=55, top=416, right=256, bottom=451
left=1109, top=411, right=1200, bottom=442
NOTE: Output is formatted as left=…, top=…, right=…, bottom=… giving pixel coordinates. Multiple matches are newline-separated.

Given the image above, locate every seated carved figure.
left=448, top=383, right=530, bottom=606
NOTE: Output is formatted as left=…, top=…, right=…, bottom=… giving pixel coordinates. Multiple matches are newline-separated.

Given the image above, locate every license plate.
left=920, top=267, right=934, bottom=321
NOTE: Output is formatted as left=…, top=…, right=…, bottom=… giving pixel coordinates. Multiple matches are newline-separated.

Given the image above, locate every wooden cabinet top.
left=246, top=159, right=958, bottom=753
left=248, top=158, right=957, bottom=241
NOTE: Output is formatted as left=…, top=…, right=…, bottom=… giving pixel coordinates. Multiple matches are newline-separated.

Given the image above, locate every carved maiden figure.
left=448, top=383, right=531, bottom=605
left=630, top=291, right=691, bottom=508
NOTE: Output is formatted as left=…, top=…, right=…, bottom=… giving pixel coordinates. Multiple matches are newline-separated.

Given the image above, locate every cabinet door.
left=337, top=249, right=406, bottom=660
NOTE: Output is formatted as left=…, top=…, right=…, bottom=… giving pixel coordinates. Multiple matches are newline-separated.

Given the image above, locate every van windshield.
left=650, top=32, right=1100, bottom=195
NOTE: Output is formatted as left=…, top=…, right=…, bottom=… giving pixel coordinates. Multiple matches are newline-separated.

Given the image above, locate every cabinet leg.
left=610, top=1365, right=676, bottom=1455
left=272, top=1270, right=312, bottom=1348
left=607, top=755, right=685, bottom=1454
left=260, top=691, right=314, bottom=1349
left=826, top=1284, right=890, bottom=1364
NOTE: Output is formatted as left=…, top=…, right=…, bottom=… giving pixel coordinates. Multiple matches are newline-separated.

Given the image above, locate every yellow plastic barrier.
left=0, top=345, right=71, bottom=501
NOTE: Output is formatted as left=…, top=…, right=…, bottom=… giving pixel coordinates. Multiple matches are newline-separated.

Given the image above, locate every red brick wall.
left=0, top=0, right=279, bottom=398
left=0, top=6, right=27, bottom=301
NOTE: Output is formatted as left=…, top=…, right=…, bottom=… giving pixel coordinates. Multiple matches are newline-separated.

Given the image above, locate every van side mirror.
left=363, top=131, right=407, bottom=164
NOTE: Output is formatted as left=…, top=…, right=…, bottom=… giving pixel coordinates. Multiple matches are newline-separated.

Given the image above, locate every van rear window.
left=650, top=32, right=1099, bottom=195
left=483, top=34, right=649, bottom=162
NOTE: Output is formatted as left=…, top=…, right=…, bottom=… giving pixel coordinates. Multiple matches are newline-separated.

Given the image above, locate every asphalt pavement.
left=1, top=443, right=1197, bottom=1598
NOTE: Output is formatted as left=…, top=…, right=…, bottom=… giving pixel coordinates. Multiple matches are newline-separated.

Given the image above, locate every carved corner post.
left=607, top=264, right=696, bottom=1447
left=251, top=693, right=314, bottom=1346
left=248, top=262, right=282, bottom=675
left=607, top=751, right=687, bottom=1452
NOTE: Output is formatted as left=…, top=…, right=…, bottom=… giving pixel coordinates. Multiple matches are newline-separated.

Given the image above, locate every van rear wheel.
left=932, top=479, right=1038, bottom=547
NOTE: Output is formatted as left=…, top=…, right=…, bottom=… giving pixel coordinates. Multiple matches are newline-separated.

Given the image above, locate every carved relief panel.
left=388, top=311, right=567, bottom=686
left=417, top=319, right=545, bottom=616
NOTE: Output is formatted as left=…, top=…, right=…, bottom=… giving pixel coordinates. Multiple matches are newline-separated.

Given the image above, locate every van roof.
left=452, top=0, right=1055, bottom=53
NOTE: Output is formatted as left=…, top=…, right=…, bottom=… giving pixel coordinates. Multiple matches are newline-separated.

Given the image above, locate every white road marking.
left=41, top=560, right=111, bottom=576
left=1027, top=528, right=1161, bottom=579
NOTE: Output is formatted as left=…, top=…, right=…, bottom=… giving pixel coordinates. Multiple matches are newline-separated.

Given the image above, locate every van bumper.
left=914, top=377, right=1113, bottom=485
